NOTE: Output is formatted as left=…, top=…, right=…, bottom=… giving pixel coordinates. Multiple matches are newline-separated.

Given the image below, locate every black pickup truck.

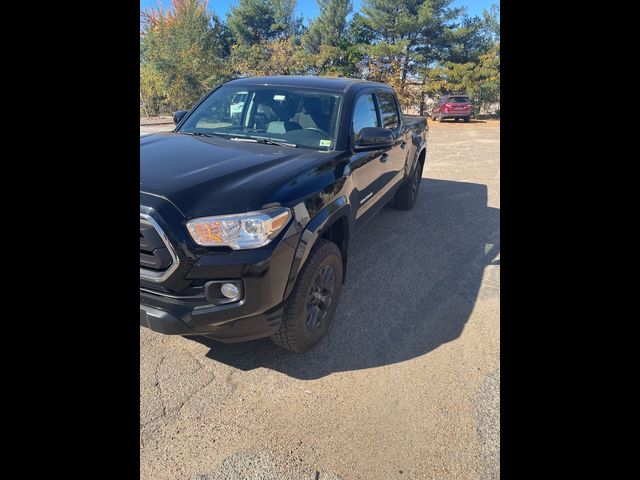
left=140, top=76, right=428, bottom=352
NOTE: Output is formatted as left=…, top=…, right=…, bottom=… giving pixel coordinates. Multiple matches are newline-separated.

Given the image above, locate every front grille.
left=140, top=220, right=172, bottom=271
left=140, top=214, right=179, bottom=282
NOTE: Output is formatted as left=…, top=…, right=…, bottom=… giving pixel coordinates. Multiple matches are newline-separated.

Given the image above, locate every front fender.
left=283, top=196, right=351, bottom=299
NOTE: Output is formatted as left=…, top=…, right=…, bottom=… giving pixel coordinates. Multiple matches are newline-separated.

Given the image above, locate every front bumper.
left=140, top=196, right=302, bottom=342
left=139, top=299, right=283, bottom=342
left=140, top=232, right=296, bottom=341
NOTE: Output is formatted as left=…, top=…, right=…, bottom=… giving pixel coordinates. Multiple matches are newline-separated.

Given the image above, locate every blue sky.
left=140, top=0, right=498, bottom=24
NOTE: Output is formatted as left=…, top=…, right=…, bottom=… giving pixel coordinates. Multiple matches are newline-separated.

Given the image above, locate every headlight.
left=186, top=207, right=292, bottom=250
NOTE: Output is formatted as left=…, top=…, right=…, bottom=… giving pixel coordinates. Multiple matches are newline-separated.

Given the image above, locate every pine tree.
left=303, top=0, right=354, bottom=75
left=358, top=0, right=461, bottom=104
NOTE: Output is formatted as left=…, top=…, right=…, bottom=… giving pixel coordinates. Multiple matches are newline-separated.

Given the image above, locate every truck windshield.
left=178, top=86, right=342, bottom=151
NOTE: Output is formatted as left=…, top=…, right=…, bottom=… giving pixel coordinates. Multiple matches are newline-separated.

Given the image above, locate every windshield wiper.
left=229, top=136, right=297, bottom=148
left=181, top=131, right=297, bottom=148
left=179, top=131, right=222, bottom=138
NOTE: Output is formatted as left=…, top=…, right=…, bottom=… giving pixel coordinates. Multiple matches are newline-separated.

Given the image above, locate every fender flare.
left=283, top=196, right=351, bottom=299
left=408, top=136, right=427, bottom=176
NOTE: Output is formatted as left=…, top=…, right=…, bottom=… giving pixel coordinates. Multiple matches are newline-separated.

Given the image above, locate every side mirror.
left=173, top=110, right=188, bottom=125
left=354, top=127, right=394, bottom=150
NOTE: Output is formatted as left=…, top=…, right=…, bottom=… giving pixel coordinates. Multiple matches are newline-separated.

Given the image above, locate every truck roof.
left=226, top=75, right=392, bottom=93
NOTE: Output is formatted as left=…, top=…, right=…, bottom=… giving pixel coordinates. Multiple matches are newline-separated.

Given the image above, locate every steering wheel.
left=304, top=127, right=329, bottom=136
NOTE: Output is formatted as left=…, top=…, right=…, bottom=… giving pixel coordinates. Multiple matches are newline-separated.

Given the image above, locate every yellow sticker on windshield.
left=320, top=140, right=332, bottom=147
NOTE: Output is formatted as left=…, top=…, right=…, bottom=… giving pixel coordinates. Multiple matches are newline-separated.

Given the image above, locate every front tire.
left=464, top=116, right=470, bottom=123
left=271, top=238, right=343, bottom=353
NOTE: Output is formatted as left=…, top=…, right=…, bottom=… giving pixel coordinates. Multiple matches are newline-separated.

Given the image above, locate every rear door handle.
left=380, top=153, right=389, bottom=163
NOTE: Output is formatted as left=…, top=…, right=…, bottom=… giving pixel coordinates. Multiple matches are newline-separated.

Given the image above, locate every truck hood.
left=140, top=132, right=334, bottom=218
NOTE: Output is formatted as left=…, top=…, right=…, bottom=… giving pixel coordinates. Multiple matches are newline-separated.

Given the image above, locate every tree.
left=232, top=38, right=309, bottom=76
left=416, top=3, right=499, bottom=114
left=271, top=0, right=304, bottom=38
left=139, top=0, right=500, bottom=116
left=227, top=0, right=305, bottom=77
left=227, top=0, right=301, bottom=45
left=482, top=4, right=500, bottom=41
left=358, top=0, right=461, bottom=103
left=303, top=0, right=355, bottom=75
left=422, top=42, right=499, bottom=115
left=346, top=12, right=375, bottom=45
left=227, top=0, right=276, bottom=45
left=304, top=0, right=352, bottom=53
left=140, top=0, right=231, bottom=113
left=443, top=14, right=494, bottom=64
left=472, top=42, right=500, bottom=114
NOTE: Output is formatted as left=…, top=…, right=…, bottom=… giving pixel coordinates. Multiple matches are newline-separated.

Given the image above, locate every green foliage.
left=140, top=0, right=500, bottom=116
left=482, top=4, right=500, bottom=41
left=226, top=0, right=306, bottom=76
left=227, top=0, right=275, bottom=44
left=304, top=0, right=352, bottom=52
left=358, top=0, right=463, bottom=105
left=303, top=0, right=354, bottom=74
left=227, top=0, right=302, bottom=45
left=423, top=42, right=500, bottom=114
left=231, top=38, right=310, bottom=76
left=140, top=0, right=232, bottom=113
left=443, top=14, right=494, bottom=64
left=472, top=42, right=500, bottom=113
left=270, top=0, right=304, bottom=38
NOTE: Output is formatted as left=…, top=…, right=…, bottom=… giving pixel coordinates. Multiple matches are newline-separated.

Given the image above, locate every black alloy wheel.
left=306, top=265, right=335, bottom=331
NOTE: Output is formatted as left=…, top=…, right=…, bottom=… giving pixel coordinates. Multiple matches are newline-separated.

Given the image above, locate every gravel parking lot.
left=140, top=116, right=173, bottom=136
left=140, top=119, right=500, bottom=480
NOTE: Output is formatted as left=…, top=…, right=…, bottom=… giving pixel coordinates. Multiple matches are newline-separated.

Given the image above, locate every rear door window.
left=376, top=93, right=400, bottom=130
left=448, top=96, right=470, bottom=103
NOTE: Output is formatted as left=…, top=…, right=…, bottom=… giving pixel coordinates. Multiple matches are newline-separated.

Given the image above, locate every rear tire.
left=438, top=114, right=444, bottom=122
left=271, top=238, right=343, bottom=353
left=454, top=117, right=460, bottom=122
left=395, top=160, right=424, bottom=210
left=464, top=116, right=470, bottom=123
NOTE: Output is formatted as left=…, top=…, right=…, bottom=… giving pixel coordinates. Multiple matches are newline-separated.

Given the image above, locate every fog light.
left=220, top=283, right=240, bottom=299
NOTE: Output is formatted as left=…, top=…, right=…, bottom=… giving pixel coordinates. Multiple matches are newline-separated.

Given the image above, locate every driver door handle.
left=380, top=153, right=389, bottom=163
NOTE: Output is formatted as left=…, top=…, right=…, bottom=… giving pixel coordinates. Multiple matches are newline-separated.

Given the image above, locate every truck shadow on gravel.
left=190, top=178, right=500, bottom=379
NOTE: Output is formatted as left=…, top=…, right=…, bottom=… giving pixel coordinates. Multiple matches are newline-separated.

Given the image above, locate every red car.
left=431, top=95, right=473, bottom=122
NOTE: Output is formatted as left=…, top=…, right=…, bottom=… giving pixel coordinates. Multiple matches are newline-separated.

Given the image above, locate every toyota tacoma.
left=140, top=76, right=428, bottom=352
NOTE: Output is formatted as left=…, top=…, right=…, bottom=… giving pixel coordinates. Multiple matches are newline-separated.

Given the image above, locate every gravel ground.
left=475, top=369, right=500, bottom=480
left=140, top=116, right=173, bottom=135
left=193, top=450, right=345, bottom=480
left=140, top=119, right=500, bottom=480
